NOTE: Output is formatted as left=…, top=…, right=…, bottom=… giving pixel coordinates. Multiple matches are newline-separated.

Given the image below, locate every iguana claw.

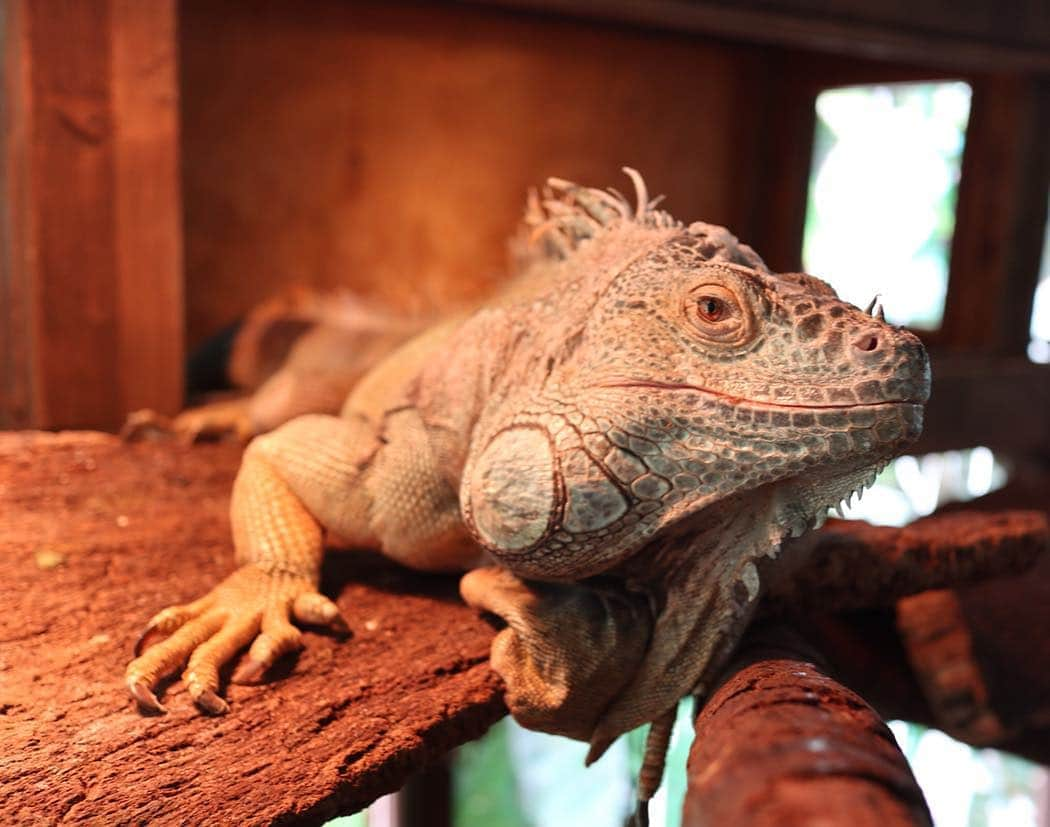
left=132, top=626, right=156, bottom=658
left=128, top=677, right=167, bottom=715
left=195, top=689, right=229, bottom=716
left=230, top=658, right=266, bottom=685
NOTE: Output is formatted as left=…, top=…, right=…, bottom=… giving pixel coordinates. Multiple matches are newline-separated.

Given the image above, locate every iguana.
left=125, top=169, right=930, bottom=806
left=122, top=289, right=428, bottom=443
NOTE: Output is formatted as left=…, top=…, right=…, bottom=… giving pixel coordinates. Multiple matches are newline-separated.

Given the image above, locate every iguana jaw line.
left=595, top=379, right=924, bottom=411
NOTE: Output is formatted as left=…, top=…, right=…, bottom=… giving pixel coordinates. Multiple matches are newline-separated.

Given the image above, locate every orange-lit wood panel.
left=179, top=0, right=771, bottom=347
left=0, top=0, right=183, bottom=430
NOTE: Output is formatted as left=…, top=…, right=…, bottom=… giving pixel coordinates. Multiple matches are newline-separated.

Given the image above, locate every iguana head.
left=463, top=170, right=930, bottom=580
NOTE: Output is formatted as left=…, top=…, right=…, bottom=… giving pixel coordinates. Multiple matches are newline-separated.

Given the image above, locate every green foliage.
left=453, top=719, right=530, bottom=827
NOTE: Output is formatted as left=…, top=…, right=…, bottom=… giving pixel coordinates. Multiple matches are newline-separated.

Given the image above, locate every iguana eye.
left=697, top=296, right=727, bottom=322
left=685, top=283, right=753, bottom=345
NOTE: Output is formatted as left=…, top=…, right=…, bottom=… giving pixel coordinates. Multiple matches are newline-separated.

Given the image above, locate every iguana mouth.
left=595, top=380, right=922, bottom=411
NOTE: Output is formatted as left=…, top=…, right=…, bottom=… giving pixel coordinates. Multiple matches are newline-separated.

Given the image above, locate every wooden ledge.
left=1, top=432, right=1046, bottom=824
left=0, top=433, right=504, bottom=825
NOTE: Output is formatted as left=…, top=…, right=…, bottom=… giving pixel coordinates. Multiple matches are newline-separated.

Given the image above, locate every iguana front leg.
left=125, top=414, right=379, bottom=713
left=459, top=567, right=652, bottom=741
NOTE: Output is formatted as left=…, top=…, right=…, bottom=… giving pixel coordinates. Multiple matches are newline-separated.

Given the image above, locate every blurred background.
left=1, top=1, right=1047, bottom=825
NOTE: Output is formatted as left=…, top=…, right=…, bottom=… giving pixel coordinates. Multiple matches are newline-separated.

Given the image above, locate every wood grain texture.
left=0, top=0, right=37, bottom=428
left=0, top=432, right=504, bottom=825
left=111, top=0, right=185, bottom=417
left=0, top=0, right=183, bottom=431
left=941, top=74, right=1050, bottom=354
left=178, top=0, right=770, bottom=348
left=767, top=509, right=1048, bottom=612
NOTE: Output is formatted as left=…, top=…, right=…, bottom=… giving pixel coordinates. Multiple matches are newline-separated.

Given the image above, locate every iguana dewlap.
left=126, top=169, right=929, bottom=794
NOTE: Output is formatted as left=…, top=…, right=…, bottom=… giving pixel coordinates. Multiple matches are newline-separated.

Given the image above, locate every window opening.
left=803, top=82, right=972, bottom=330
left=1028, top=195, right=1050, bottom=363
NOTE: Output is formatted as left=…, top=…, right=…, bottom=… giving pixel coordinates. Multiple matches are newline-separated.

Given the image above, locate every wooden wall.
left=178, top=0, right=773, bottom=347
left=0, top=0, right=183, bottom=430
left=2, top=0, right=1046, bottom=433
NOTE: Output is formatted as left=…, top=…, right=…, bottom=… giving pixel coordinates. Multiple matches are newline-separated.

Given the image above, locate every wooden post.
left=0, top=0, right=183, bottom=430
left=942, top=74, right=1050, bottom=354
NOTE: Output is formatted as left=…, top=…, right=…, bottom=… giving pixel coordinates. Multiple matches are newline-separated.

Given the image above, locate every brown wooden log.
left=0, top=432, right=504, bottom=825
left=683, top=623, right=933, bottom=827
left=795, top=564, right=1050, bottom=767
left=767, top=509, right=1048, bottom=612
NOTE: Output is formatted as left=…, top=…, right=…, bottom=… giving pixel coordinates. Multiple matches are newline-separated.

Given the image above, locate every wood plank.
left=0, top=0, right=183, bottom=431
left=111, top=0, right=185, bottom=417
left=24, top=0, right=122, bottom=428
left=0, top=0, right=37, bottom=428
left=475, top=0, right=1050, bottom=71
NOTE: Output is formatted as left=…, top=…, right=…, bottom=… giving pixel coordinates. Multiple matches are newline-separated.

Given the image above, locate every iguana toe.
left=133, top=597, right=215, bottom=656
left=120, top=409, right=176, bottom=442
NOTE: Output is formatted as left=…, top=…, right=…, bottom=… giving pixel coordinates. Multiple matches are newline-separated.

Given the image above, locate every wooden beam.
left=0, top=0, right=38, bottom=428
left=472, top=0, right=1050, bottom=72
left=766, top=509, right=1047, bottom=612
left=0, top=0, right=183, bottom=430
left=110, top=0, right=185, bottom=417
left=916, top=356, right=1050, bottom=455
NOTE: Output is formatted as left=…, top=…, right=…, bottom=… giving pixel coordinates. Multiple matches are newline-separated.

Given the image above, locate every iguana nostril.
left=853, top=333, right=879, bottom=352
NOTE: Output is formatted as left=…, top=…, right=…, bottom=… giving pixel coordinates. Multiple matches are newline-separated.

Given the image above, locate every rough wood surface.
left=0, top=432, right=505, bottom=826
left=2, top=432, right=1047, bottom=824
left=683, top=623, right=933, bottom=827
left=768, top=509, right=1048, bottom=612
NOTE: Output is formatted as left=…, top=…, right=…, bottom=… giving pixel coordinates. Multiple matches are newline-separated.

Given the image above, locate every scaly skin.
left=126, top=170, right=929, bottom=800
left=122, top=290, right=427, bottom=443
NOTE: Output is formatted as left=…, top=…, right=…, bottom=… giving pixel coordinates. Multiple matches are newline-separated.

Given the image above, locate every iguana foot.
left=460, top=567, right=651, bottom=742
left=126, top=564, right=348, bottom=714
left=120, top=409, right=177, bottom=443
left=122, top=401, right=256, bottom=445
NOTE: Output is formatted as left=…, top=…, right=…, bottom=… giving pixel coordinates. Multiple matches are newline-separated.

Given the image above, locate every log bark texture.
left=683, top=624, right=933, bottom=827
left=0, top=432, right=504, bottom=826
left=767, top=509, right=1047, bottom=611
